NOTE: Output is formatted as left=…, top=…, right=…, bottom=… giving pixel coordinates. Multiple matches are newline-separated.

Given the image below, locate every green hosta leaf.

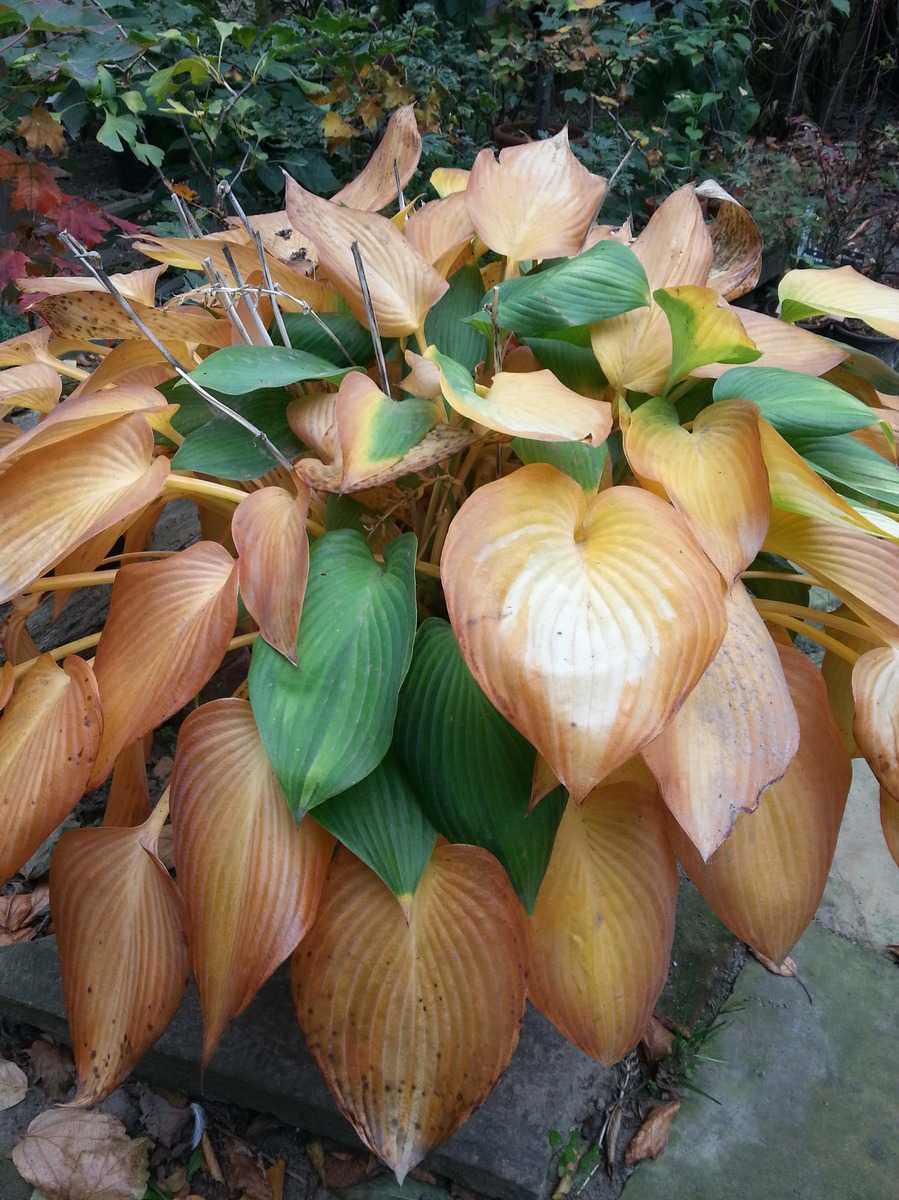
left=424, top=264, right=486, bottom=373
left=189, top=346, right=351, bottom=395
left=713, top=367, right=876, bottom=438
left=490, top=241, right=650, bottom=337
left=315, top=751, right=436, bottom=901
left=249, top=531, right=418, bottom=817
left=171, top=389, right=301, bottom=480
left=394, top=618, right=566, bottom=912
left=524, top=334, right=607, bottom=395
left=797, top=433, right=899, bottom=511
left=512, top=438, right=607, bottom=492
left=280, top=311, right=373, bottom=366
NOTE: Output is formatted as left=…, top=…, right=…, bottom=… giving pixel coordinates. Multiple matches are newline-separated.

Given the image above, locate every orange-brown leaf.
left=696, top=179, right=762, bottom=301
left=404, top=194, right=475, bottom=274
left=0, top=415, right=169, bottom=604
left=0, top=362, right=61, bottom=412
left=50, top=806, right=188, bottom=1104
left=332, top=105, right=422, bottom=212
left=852, top=646, right=899, bottom=795
left=693, top=310, right=846, bottom=380
left=88, top=543, right=239, bottom=787
left=36, top=293, right=230, bottom=346
left=623, top=398, right=769, bottom=583
left=441, top=466, right=726, bottom=802
left=104, top=739, right=151, bottom=828
left=642, top=582, right=799, bottom=860
left=0, top=656, right=101, bottom=887
left=18, top=265, right=165, bottom=309
left=669, top=643, right=850, bottom=964
left=171, top=699, right=334, bottom=1062
left=528, top=778, right=678, bottom=1065
left=292, top=845, right=527, bottom=1181
left=625, top=1101, right=681, bottom=1165
left=232, top=485, right=310, bottom=663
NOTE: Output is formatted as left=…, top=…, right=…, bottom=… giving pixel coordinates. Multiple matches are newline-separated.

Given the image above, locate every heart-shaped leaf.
left=171, top=389, right=304, bottom=480
left=713, top=367, right=876, bottom=437
left=171, top=698, right=333, bottom=1061
left=528, top=770, right=678, bottom=1065
left=292, top=844, right=527, bottom=1181
left=441, top=465, right=727, bottom=802
left=249, top=530, right=417, bottom=815
left=654, top=284, right=760, bottom=388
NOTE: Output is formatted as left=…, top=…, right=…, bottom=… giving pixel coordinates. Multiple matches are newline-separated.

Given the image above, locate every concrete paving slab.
left=657, top=880, right=744, bottom=1032
left=622, top=922, right=897, bottom=1200
left=0, top=937, right=615, bottom=1200
left=819, top=759, right=899, bottom=948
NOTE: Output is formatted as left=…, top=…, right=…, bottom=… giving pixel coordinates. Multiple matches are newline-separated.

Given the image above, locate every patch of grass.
left=649, top=1002, right=745, bottom=1105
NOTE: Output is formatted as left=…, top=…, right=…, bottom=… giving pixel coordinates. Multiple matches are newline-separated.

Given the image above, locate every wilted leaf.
left=653, top=284, right=760, bottom=387
left=136, top=1085, right=190, bottom=1149
left=624, top=1101, right=681, bottom=1165
left=51, top=802, right=188, bottom=1104
left=171, top=698, right=333, bottom=1061
left=332, top=105, right=421, bottom=212
left=0, top=362, right=61, bottom=412
left=0, top=657, right=101, bottom=888
left=696, top=179, right=762, bottom=301
left=332, top=372, right=440, bottom=490
left=852, top=646, right=899, bottom=795
left=430, top=167, right=469, bottom=198
left=465, top=129, right=606, bottom=263
left=528, top=775, right=678, bottom=1064
left=232, top=485, right=310, bottom=663
left=640, top=1015, right=674, bottom=1063
left=17, top=106, right=66, bottom=155
left=103, top=739, right=151, bottom=828
left=441, top=465, right=726, bottom=802
left=88, top=542, right=239, bottom=786
left=779, top=265, right=899, bottom=338
left=0, top=1059, right=27, bottom=1111
left=623, top=397, right=769, bottom=583
left=12, top=1107, right=150, bottom=1200
left=642, top=583, right=799, bottom=860
left=293, top=845, right=527, bottom=1181
left=404, top=193, right=474, bottom=274
left=36, top=293, right=229, bottom=346
left=17, top=266, right=165, bottom=310
left=27, top=1041, right=74, bottom=1103
left=670, top=643, right=850, bottom=963
left=692, top=309, right=846, bottom=380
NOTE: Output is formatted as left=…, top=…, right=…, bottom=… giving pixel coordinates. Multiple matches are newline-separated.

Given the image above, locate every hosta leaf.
left=654, top=284, right=760, bottom=388
left=0, top=656, right=101, bottom=887
left=428, top=349, right=611, bottom=444
left=332, top=105, right=421, bottom=212
left=104, top=739, right=151, bottom=827
left=50, top=806, right=188, bottom=1103
left=188, top=346, right=350, bottom=395
left=171, top=699, right=333, bottom=1062
left=692, top=309, right=846, bottom=380
left=696, top=178, right=762, bottom=302
left=281, top=311, right=373, bottom=366
left=465, top=128, right=606, bottom=263
left=528, top=773, right=678, bottom=1065
left=315, top=751, right=436, bottom=905
left=232, top=485, right=310, bottom=663
left=334, top=372, right=439, bottom=490
left=623, top=397, right=769, bottom=583
left=297, top=425, right=476, bottom=494
left=797, top=433, right=899, bottom=511
left=171, top=389, right=303, bottom=480
left=713, top=367, right=876, bottom=437
left=829, top=341, right=899, bottom=395
left=524, top=334, right=607, bottom=397
left=820, top=604, right=870, bottom=757
left=36, top=293, right=230, bottom=346
left=405, top=193, right=475, bottom=276
left=441, top=465, right=726, bottom=803
left=778, top=265, right=899, bottom=338
left=880, top=788, right=899, bottom=868
left=764, top=510, right=899, bottom=641
left=423, top=264, right=485, bottom=372
left=249, top=530, right=417, bottom=816
left=284, top=175, right=448, bottom=337
left=431, top=166, right=469, bottom=197
left=512, top=437, right=608, bottom=492
left=292, top=844, right=527, bottom=1181
left=0, top=414, right=169, bottom=604
left=0, top=362, right=61, bottom=412
left=18, top=265, right=165, bottom=308
left=88, top=543, right=239, bottom=786
left=669, top=643, right=850, bottom=965
left=492, top=240, right=650, bottom=337
left=642, top=583, right=800, bottom=860
left=851, top=647, right=899, bottom=797
left=394, top=618, right=565, bottom=911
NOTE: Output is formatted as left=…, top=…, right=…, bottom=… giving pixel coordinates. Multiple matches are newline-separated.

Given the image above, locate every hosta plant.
left=2, top=109, right=899, bottom=1181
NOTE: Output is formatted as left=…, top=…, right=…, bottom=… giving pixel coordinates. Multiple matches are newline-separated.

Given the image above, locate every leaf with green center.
left=713, top=367, right=876, bottom=438
left=281, top=312, right=373, bottom=367
left=795, top=433, right=899, bottom=511
left=172, top=390, right=303, bottom=480
left=654, top=285, right=760, bottom=390
left=315, top=751, right=437, bottom=907
left=511, top=438, right=608, bottom=492
left=424, top=265, right=486, bottom=373
left=249, top=530, right=418, bottom=817
left=188, top=346, right=351, bottom=395
left=394, top=618, right=566, bottom=912
left=489, top=241, right=650, bottom=337
left=334, top=372, right=439, bottom=491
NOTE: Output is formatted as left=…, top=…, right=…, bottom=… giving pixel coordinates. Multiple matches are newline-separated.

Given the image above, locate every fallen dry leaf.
left=26, top=1040, right=74, bottom=1102
left=12, top=1107, right=150, bottom=1199
left=640, top=1015, right=675, bottom=1063
left=222, top=1135, right=272, bottom=1199
left=0, top=884, right=50, bottom=946
left=624, top=1100, right=681, bottom=1165
left=0, top=1059, right=28, bottom=1111
left=17, top=106, right=67, bottom=155
left=319, top=1149, right=373, bottom=1190
left=137, top=1084, right=190, bottom=1149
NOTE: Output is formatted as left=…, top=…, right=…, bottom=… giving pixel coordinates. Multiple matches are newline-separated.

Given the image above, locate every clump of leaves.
left=2, top=108, right=899, bottom=1187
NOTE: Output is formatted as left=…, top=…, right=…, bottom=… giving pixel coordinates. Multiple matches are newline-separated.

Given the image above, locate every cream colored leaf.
left=332, top=105, right=422, bottom=212
left=12, top=1107, right=150, bottom=1200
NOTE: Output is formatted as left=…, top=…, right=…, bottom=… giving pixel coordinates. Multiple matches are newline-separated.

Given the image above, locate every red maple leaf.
left=48, top=197, right=113, bottom=247
left=10, top=161, right=64, bottom=215
left=0, top=247, right=30, bottom=290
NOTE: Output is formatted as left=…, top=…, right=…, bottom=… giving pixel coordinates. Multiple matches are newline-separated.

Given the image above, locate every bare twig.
left=222, top=242, right=273, bottom=345
left=607, top=138, right=638, bottom=195
left=202, top=255, right=253, bottom=343
left=350, top=240, right=391, bottom=396
left=59, top=232, right=298, bottom=479
left=393, top=158, right=406, bottom=212
left=169, top=190, right=203, bottom=238
left=220, top=183, right=293, bottom=349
